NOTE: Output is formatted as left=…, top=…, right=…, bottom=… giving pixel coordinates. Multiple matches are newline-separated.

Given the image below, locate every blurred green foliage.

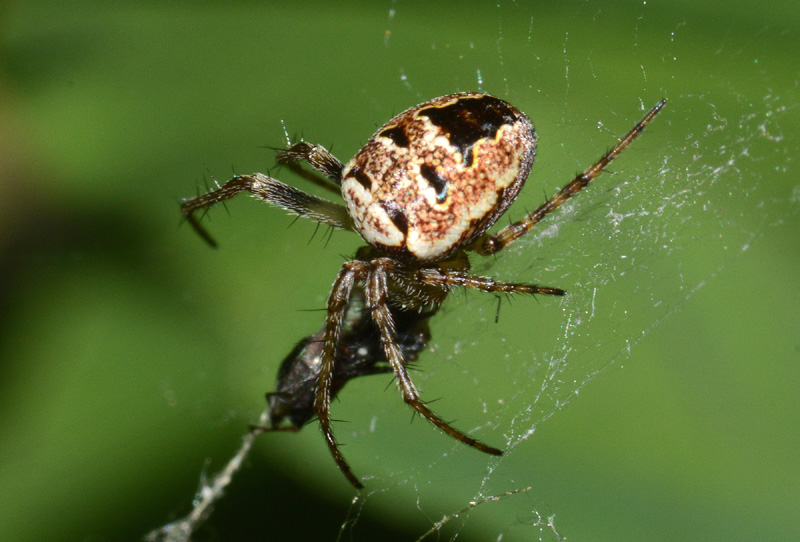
left=1, top=2, right=798, bottom=541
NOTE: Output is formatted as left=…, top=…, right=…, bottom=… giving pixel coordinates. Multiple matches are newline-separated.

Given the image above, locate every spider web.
left=148, top=2, right=798, bottom=541
left=2, top=3, right=797, bottom=542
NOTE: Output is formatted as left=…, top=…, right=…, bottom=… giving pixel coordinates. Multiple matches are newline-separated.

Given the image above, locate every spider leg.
left=477, top=98, right=667, bottom=256
left=367, top=259, right=503, bottom=457
left=181, top=172, right=352, bottom=247
left=276, top=141, right=344, bottom=185
left=418, top=268, right=566, bottom=297
left=314, top=260, right=368, bottom=489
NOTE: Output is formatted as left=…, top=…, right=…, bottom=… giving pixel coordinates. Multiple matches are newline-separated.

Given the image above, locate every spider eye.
left=341, top=92, right=536, bottom=263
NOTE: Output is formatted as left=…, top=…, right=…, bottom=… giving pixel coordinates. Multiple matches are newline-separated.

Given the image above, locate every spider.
left=181, top=92, right=666, bottom=488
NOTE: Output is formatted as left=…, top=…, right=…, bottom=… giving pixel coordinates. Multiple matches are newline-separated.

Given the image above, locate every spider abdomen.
left=341, top=92, right=537, bottom=263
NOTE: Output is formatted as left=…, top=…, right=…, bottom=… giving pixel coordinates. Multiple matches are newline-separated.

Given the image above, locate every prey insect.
left=182, top=93, right=666, bottom=488
left=262, top=287, right=433, bottom=432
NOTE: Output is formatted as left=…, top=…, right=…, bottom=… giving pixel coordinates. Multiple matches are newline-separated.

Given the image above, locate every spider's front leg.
left=181, top=172, right=352, bottom=247
left=367, top=259, right=504, bottom=458
left=314, top=260, right=369, bottom=489
left=477, top=98, right=667, bottom=256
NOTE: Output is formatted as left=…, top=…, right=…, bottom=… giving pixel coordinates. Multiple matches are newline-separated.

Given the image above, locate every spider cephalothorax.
left=182, top=93, right=666, bottom=488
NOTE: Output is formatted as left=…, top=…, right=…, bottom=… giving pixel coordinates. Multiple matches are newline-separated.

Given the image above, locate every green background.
left=1, top=1, right=798, bottom=541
